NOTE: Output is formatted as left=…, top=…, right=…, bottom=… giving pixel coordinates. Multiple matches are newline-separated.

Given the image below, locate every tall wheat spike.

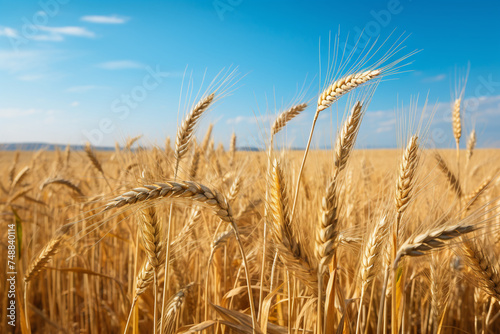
left=391, top=135, right=419, bottom=334
left=174, top=93, right=215, bottom=164
left=317, top=101, right=364, bottom=270
left=267, top=159, right=318, bottom=291
left=453, top=98, right=462, bottom=146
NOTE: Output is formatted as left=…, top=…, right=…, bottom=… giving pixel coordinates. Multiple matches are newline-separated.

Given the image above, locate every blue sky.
left=0, top=0, right=499, bottom=149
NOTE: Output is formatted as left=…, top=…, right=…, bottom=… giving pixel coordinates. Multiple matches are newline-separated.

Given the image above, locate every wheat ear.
left=139, top=206, right=163, bottom=332
left=394, top=223, right=476, bottom=267
left=466, top=130, right=476, bottom=163
left=201, top=123, right=214, bottom=152
left=189, top=148, right=200, bottom=180
left=24, top=223, right=72, bottom=283
left=461, top=240, right=500, bottom=300
left=271, top=103, right=308, bottom=136
left=124, top=260, right=155, bottom=333
left=318, top=70, right=381, bottom=111
left=291, top=96, right=367, bottom=222
left=229, top=132, right=236, bottom=165
left=452, top=98, right=462, bottom=185
left=435, top=153, right=463, bottom=198
left=391, top=135, right=420, bottom=334
left=257, top=101, right=308, bottom=320
left=317, top=101, right=364, bottom=270
left=453, top=98, right=462, bottom=146
left=41, top=178, right=85, bottom=197
left=174, top=93, right=214, bottom=164
left=11, top=166, right=30, bottom=191
left=125, top=135, right=142, bottom=150
left=291, top=71, right=379, bottom=216
left=462, top=175, right=494, bottom=214
left=356, top=216, right=388, bottom=334
left=84, top=142, right=112, bottom=190
left=267, top=159, right=318, bottom=291
left=105, top=180, right=257, bottom=330
left=160, top=283, right=194, bottom=334
left=163, top=93, right=215, bottom=326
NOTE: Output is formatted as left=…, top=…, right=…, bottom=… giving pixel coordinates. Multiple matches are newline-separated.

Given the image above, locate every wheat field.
left=1, top=48, right=500, bottom=334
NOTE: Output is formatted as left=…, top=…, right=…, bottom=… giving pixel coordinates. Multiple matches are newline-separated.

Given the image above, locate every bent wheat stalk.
left=290, top=70, right=381, bottom=222
left=104, top=180, right=257, bottom=331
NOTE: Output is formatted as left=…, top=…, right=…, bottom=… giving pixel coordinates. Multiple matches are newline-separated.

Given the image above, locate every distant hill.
left=0, top=143, right=115, bottom=151
left=0, top=142, right=399, bottom=152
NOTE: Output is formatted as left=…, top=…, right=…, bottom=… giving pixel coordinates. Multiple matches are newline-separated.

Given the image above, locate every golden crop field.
left=1, top=98, right=499, bottom=334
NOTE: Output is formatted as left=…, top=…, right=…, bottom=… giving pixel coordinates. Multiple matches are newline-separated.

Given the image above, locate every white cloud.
left=0, top=25, right=93, bottom=42
left=226, top=114, right=273, bottom=125
left=30, top=34, right=64, bottom=42
left=96, top=60, right=145, bottom=70
left=71, top=101, right=80, bottom=107
left=81, top=15, right=130, bottom=24
left=0, top=26, right=18, bottom=38
left=39, top=26, right=95, bottom=38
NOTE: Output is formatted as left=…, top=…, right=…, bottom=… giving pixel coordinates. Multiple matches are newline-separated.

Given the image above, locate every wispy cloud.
left=226, top=114, right=273, bottom=125
left=0, top=26, right=18, bottom=38
left=96, top=60, right=146, bottom=70
left=423, top=74, right=446, bottom=83
left=39, top=26, right=95, bottom=38
left=1, top=25, right=95, bottom=42
left=81, top=15, right=130, bottom=24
